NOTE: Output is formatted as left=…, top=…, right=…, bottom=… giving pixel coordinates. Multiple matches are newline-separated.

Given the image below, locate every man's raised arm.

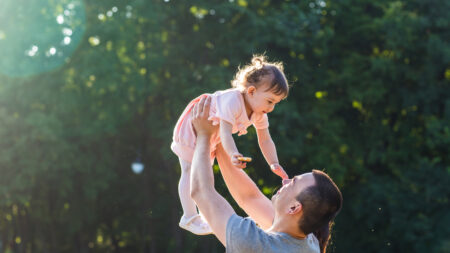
left=189, top=96, right=235, bottom=246
left=215, top=144, right=275, bottom=230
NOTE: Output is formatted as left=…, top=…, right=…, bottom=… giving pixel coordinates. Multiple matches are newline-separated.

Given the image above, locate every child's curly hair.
left=231, top=55, right=289, bottom=98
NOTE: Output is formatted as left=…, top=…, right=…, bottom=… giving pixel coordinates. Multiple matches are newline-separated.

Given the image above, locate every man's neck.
left=267, top=217, right=307, bottom=240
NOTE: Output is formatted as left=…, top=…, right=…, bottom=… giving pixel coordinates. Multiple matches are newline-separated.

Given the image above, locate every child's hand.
left=270, top=163, right=289, bottom=180
left=231, top=152, right=247, bottom=169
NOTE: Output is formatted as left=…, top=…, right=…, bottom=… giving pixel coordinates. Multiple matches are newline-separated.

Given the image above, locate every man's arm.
left=190, top=96, right=235, bottom=246
left=216, top=144, right=275, bottom=230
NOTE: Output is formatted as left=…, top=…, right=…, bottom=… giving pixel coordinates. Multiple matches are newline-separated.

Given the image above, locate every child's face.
left=247, top=83, right=284, bottom=115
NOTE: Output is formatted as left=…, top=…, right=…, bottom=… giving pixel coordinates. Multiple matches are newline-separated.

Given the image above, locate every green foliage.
left=0, top=0, right=448, bottom=252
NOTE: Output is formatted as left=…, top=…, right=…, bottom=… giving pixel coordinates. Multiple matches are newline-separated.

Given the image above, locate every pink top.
left=171, top=88, right=269, bottom=164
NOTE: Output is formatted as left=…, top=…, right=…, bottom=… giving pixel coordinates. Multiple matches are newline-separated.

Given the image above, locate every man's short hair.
left=296, top=170, right=343, bottom=235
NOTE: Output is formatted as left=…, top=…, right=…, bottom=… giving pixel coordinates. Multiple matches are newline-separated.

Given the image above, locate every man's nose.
left=282, top=179, right=291, bottom=185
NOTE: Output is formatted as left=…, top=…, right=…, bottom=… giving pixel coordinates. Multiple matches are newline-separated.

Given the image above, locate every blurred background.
left=0, top=0, right=449, bottom=252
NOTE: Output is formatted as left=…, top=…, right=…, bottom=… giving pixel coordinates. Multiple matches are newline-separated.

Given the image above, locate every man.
left=190, top=96, right=343, bottom=252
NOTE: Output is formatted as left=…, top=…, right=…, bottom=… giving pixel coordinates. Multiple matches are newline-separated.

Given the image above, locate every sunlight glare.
left=0, top=0, right=86, bottom=76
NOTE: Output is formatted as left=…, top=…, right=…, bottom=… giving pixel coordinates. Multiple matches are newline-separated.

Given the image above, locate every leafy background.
left=0, top=0, right=449, bottom=252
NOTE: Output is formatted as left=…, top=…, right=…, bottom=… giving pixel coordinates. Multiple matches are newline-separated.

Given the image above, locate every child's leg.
left=178, top=158, right=197, bottom=218
left=177, top=158, right=212, bottom=235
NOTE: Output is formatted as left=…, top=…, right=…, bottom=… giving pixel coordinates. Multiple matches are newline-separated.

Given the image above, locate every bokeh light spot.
left=63, top=36, right=72, bottom=45
left=57, top=15, right=65, bottom=24
left=89, top=36, right=100, bottom=46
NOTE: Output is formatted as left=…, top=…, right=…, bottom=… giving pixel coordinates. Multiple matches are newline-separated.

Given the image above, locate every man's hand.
left=270, top=163, right=289, bottom=180
left=231, top=152, right=247, bottom=169
left=191, top=96, right=217, bottom=137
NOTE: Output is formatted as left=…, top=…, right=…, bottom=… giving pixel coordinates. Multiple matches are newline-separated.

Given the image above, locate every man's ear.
left=287, top=201, right=302, bottom=215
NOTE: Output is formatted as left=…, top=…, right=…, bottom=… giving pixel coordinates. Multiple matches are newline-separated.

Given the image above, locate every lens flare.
left=0, top=0, right=86, bottom=77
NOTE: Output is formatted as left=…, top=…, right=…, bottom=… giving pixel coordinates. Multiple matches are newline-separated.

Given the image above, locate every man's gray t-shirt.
left=226, top=214, right=320, bottom=253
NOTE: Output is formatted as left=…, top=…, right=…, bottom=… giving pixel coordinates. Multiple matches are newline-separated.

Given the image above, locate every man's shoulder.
left=226, top=214, right=263, bottom=252
left=226, top=215, right=320, bottom=253
left=226, top=214, right=257, bottom=232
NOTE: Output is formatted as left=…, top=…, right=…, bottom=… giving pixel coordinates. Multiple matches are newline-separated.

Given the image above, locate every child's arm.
left=220, top=120, right=246, bottom=168
left=256, top=128, right=289, bottom=179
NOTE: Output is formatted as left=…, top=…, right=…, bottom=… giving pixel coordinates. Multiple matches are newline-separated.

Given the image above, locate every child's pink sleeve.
left=213, top=92, right=242, bottom=126
left=252, top=113, right=269, bottom=129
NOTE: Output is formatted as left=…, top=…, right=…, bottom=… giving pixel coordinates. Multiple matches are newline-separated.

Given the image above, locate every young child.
left=171, top=55, right=290, bottom=235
